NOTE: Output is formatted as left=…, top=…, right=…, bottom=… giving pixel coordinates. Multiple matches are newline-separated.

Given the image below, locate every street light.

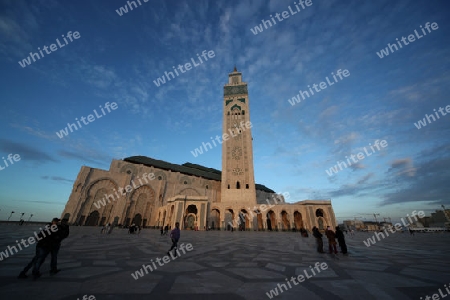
left=7, top=211, right=14, bottom=221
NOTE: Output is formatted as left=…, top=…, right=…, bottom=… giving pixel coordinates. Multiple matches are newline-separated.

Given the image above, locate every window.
left=236, top=181, right=240, bottom=189
left=227, top=184, right=230, bottom=189
left=246, top=184, right=249, bottom=189
left=205, top=185, right=209, bottom=189
left=184, top=181, right=188, bottom=185
left=158, top=176, right=162, bottom=180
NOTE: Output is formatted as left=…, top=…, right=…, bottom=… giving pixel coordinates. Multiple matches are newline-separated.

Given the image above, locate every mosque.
left=61, top=68, right=337, bottom=231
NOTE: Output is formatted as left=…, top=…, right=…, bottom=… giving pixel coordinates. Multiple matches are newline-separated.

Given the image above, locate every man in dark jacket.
left=325, top=226, right=338, bottom=254
left=167, top=222, right=180, bottom=257
left=50, top=218, right=70, bottom=275
left=18, top=221, right=57, bottom=280
left=335, top=226, right=348, bottom=254
left=312, top=226, right=325, bottom=253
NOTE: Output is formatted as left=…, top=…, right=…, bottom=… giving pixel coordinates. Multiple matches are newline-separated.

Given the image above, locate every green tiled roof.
left=123, top=156, right=275, bottom=193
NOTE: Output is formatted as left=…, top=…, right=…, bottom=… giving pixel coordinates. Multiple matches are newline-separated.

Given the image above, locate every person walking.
left=335, top=226, right=348, bottom=254
left=164, top=225, right=169, bottom=235
left=167, top=222, right=180, bottom=257
left=50, top=218, right=70, bottom=275
left=18, top=221, right=55, bottom=280
left=312, top=226, right=325, bottom=253
left=325, top=226, right=338, bottom=254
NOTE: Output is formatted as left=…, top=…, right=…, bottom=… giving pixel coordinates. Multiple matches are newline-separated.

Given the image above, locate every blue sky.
left=0, top=0, right=449, bottom=223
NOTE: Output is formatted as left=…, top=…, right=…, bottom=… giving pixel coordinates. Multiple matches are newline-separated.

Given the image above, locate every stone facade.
left=61, top=68, right=337, bottom=231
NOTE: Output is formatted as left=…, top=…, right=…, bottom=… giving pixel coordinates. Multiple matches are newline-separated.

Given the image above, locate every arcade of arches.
left=157, top=199, right=335, bottom=232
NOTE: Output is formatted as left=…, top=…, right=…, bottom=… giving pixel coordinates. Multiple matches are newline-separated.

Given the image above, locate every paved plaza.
left=0, top=224, right=449, bottom=300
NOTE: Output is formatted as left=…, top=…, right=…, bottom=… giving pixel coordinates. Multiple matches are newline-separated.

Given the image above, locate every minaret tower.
left=221, top=67, right=256, bottom=207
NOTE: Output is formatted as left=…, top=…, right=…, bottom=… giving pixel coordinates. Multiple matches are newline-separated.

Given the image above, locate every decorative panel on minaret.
left=221, top=68, right=256, bottom=206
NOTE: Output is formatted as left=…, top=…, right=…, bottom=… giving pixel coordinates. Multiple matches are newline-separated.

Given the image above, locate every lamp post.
left=7, top=211, right=14, bottom=222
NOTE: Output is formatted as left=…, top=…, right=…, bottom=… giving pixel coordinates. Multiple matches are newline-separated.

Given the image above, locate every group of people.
left=100, top=223, right=112, bottom=234
left=18, top=218, right=70, bottom=280
left=128, top=224, right=141, bottom=234
left=312, top=226, right=347, bottom=255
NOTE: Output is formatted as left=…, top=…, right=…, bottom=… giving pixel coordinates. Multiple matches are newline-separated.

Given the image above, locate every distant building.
left=363, top=221, right=379, bottom=232
left=343, top=219, right=364, bottom=231
left=379, top=221, right=393, bottom=230
left=417, top=209, right=450, bottom=228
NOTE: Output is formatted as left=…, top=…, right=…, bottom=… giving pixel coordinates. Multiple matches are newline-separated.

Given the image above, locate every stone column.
left=200, top=203, right=206, bottom=230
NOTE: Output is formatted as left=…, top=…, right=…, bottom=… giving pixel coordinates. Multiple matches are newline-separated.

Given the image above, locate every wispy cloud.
left=58, top=149, right=110, bottom=166
left=0, top=139, right=57, bottom=163
left=41, top=175, right=73, bottom=183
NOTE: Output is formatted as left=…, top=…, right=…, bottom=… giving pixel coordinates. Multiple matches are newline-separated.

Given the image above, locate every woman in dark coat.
left=335, top=226, right=348, bottom=254
left=312, top=226, right=324, bottom=253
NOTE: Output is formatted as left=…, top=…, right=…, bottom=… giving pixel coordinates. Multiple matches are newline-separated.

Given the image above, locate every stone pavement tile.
left=2, top=281, right=82, bottom=300
left=158, top=261, right=207, bottom=273
left=363, top=282, right=414, bottom=300
left=295, top=266, right=338, bottom=278
left=227, top=267, right=286, bottom=279
left=345, top=270, right=432, bottom=287
left=252, top=257, right=272, bottom=262
left=209, top=262, right=230, bottom=267
left=420, top=259, right=450, bottom=265
left=81, top=271, right=162, bottom=293
left=310, top=280, right=375, bottom=299
left=56, top=266, right=122, bottom=279
left=235, top=262, right=258, bottom=267
left=125, top=259, right=154, bottom=267
left=265, top=263, right=286, bottom=272
left=93, top=260, right=117, bottom=266
left=400, top=267, right=450, bottom=282
left=237, top=282, right=322, bottom=300
left=411, top=264, right=450, bottom=271
left=334, top=261, right=390, bottom=271
left=59, top=262, right=82, bottom=269
left=170, top=270, right=243, bottom=294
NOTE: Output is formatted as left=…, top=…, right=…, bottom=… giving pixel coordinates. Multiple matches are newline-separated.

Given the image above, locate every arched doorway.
left=168, top=205, right=175, bottom=226
left=225, top=209, right=234, bottom=230
left=257, top=213, right=264, bottom=230
left=294, top=211, right=303, bottom=230
left=267, top=211, right=276, bottom=231
left=162, top=210, right=167, bottom=227
left=85, top=211, right=100, bottom=226
left=316, top=209, right=326, bottom=230
left=281, top=211, right=290, bottom=230
left=185, top=205, right=198, bottom=229
left=318, top=218, right=324, bottom=230
left=132, top=213, right=142, bottom=226
left=186, top=214, right=195, bottom=229
left=239, top=209, right=249, bottom=231
left=210, top=209, right=220, bottom=229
